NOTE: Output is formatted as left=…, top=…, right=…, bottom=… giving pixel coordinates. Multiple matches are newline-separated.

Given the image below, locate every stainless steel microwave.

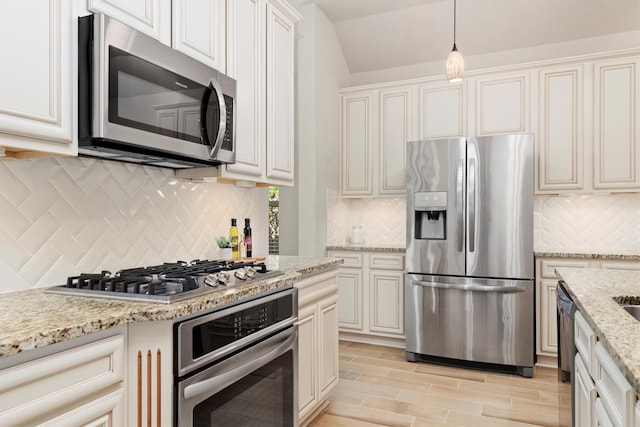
left=78, top=14, right=236, bottom=168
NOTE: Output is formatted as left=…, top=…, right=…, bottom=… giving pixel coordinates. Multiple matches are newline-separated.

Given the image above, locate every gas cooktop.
left=46, top=259, right=284, bottom=303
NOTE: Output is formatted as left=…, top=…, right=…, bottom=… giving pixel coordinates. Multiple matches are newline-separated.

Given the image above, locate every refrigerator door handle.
left=411, top=279, right=526, bottom=294
left=456, top=159, right=464, bottom=252
left=468, top=158, right=476, bottom=253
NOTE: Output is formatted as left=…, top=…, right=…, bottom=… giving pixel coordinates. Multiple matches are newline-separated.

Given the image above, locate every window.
left=268, top=186, right=279, bottom=254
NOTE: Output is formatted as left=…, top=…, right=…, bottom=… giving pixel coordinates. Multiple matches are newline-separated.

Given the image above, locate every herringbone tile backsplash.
left=327, top=190, right=640, bottom=253
left=0, top=158, right=267, bottom=292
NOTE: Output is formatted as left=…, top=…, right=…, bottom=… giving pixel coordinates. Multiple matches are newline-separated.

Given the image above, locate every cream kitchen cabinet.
left=468, top=71, right=531, bottom=136
left=88, top=0, right=226, bottom=71
left=0, top=0, right=77, bottom=159
left=593, top=57, right=640, bottom=191
left=88, top=0, right=170, bottom=44
left=329, top=250, right=405, bottom=348
left=536, top=257, right=640, bottom=367
left=126, top=320, right=174, bottom=426
left=594, top=342, right=636, bottom=427
left=574, top=309, right=637, bottom=427
left=172, top=0, right=227, bottom=70
left=537, top=55, right=640, bottom=194
left=537, top=64, right=585, bottom=192
left=210, top=0, right=299, bottom=186
left=535, top=257, right=589, bottom=366
left=340, top=86, right=416, bottom=197
left=295, top=269, right=339, bottom=426
left=0, top=329, right=126, bottom=426
left=417, top=82, right=465, bottom=139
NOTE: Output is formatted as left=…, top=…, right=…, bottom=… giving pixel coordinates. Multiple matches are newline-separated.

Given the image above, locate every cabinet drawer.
left=595, top=397, right=615, bottom=427
left=0, top=335, right=125, bottom=425
left=329, top=251, right=363, bottom=268
left=594, top=342, right=635, bottom=427
left=369, top=253, right=404, bottom=271
left=540, top=259, right=590, bottom=278
left=574, top=353, right=596, bottom=427
left=575, top=310, right=596, bottom=376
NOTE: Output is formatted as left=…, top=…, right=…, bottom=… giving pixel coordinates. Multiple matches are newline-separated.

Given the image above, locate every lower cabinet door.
left=39, top=388, right=125, bottom=427
left=575, top=354, right=596, bottom=427
left=369, top=269, right=404, bottom=336
left=318, top=294, right=339, bottom=398
left=336, top=269, right=363, bottom=330
left=297, top=304, right=318, bottom=418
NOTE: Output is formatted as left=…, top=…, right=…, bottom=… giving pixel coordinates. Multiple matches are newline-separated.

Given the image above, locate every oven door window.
left=108, top=46, right=220, bottom=146
left=193, top=351, right=294, bottom=427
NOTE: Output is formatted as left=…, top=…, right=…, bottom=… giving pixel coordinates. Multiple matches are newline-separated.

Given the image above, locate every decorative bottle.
left=243, top=218, right=252, bottom=258
left=230, top=218, right=239, bottom=260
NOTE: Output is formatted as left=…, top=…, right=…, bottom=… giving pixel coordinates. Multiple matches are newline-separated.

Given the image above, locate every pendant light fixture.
left=446, top=0, right=464, bottom=82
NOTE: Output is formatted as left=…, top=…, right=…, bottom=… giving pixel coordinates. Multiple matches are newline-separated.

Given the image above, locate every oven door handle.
left=183, top=330, right=296, bottom=401
left=412, top=280, right=526, bottom=294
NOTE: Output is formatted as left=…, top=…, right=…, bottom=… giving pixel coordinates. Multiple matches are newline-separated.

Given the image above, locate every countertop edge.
left=327, top=245, right=406, bottom=253
left=555, top=267, right=640, bottom=396
left=0, top=256, right=339, bottom=360
left=535, top=251, right=640, bottom=261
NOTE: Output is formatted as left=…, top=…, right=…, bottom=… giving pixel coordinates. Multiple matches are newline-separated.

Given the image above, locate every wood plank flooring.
left=309, top=341, right=571, bottom=427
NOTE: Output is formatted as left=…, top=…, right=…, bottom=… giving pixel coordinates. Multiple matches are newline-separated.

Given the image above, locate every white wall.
left=279, top=3, right=350, bottom=257
left=350, top=30, right=640, bottom=86
left=0, top=157, right=268, bottom=292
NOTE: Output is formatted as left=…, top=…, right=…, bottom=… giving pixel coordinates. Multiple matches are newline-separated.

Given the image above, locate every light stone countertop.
left=555, top=267, right=640, bottom=395
left=0, top=256, right=342, bottom=359
left=535, top=249, right=640, bottom=261
left=326, top=244, right=405, bottom=253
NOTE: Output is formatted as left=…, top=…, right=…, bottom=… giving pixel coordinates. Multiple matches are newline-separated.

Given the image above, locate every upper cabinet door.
left=341, top=92, right=374, bottom=196
left=172, top=0, right=226, bottom=71
left=418, top=83, right=465, bottom=139
left=592, top=57, right=640, bottom=190
left=471, top=71, right=531, bottom=136
left=537, top=65, right=585, bottom=192
left=378, top=87, right=414, bottom=195
left=223, top=0, right=266, bottom=179
left=0, top=0, right=77, bottom=157
left=88, top=0, right=171, bottom=45
left=265, top=1, right=296, bottom=184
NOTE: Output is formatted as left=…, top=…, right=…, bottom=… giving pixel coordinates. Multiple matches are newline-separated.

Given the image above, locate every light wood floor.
left=309, top=341, right=571, bottom=427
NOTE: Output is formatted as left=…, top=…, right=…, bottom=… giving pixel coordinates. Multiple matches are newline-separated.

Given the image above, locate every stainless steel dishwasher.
left=556, top=279, right=576, bottom=427
left=556, top=280, right=576, bottom=382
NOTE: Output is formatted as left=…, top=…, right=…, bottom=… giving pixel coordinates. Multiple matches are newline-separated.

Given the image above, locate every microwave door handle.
left=200, top=77, right=227, bottom=158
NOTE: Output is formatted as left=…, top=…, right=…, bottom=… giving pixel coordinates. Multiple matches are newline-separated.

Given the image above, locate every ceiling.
left=290, top=0, right=640, bottom=74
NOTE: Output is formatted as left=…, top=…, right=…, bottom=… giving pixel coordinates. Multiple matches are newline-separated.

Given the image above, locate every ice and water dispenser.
left=414, top=191, right=447, bottom=239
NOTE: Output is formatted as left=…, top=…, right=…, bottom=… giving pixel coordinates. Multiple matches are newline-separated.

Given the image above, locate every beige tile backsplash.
left=0, top=157, right=267, bottom=292
left=327, top=190, right=640, bottom=253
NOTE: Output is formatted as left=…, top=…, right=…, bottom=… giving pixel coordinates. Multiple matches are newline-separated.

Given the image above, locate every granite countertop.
left=555, top=267, right=640, bottom=395
left=0, top=256, right=342, bottom=359
left=536, top=248, right=640, bottom=261
left=327, top=244, right=405, bottom=253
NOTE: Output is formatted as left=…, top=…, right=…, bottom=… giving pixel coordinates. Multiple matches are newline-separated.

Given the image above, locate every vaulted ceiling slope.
left=291, top=0, right=640, bottom=73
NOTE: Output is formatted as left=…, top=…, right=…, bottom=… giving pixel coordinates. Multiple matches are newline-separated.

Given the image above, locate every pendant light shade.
left=446, top=0, right=464, bottom=82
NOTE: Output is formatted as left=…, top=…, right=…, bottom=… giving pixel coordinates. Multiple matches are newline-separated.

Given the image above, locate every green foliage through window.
left=268, top=186, right=279, bottom=254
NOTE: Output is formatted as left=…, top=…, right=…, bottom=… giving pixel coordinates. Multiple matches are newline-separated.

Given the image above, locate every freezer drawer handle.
left=411, top=280, right=526, bottom=294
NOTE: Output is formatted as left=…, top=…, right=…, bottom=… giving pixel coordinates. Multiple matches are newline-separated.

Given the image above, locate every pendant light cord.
left=453, top=0, right=457, bottom=48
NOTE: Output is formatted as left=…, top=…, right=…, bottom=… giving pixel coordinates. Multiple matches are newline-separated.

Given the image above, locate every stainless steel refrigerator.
left=405, top=134, right=535, bottom=377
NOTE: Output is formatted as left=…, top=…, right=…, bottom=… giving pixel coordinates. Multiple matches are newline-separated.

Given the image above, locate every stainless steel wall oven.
left=174, top=288, right=298, bottom=426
